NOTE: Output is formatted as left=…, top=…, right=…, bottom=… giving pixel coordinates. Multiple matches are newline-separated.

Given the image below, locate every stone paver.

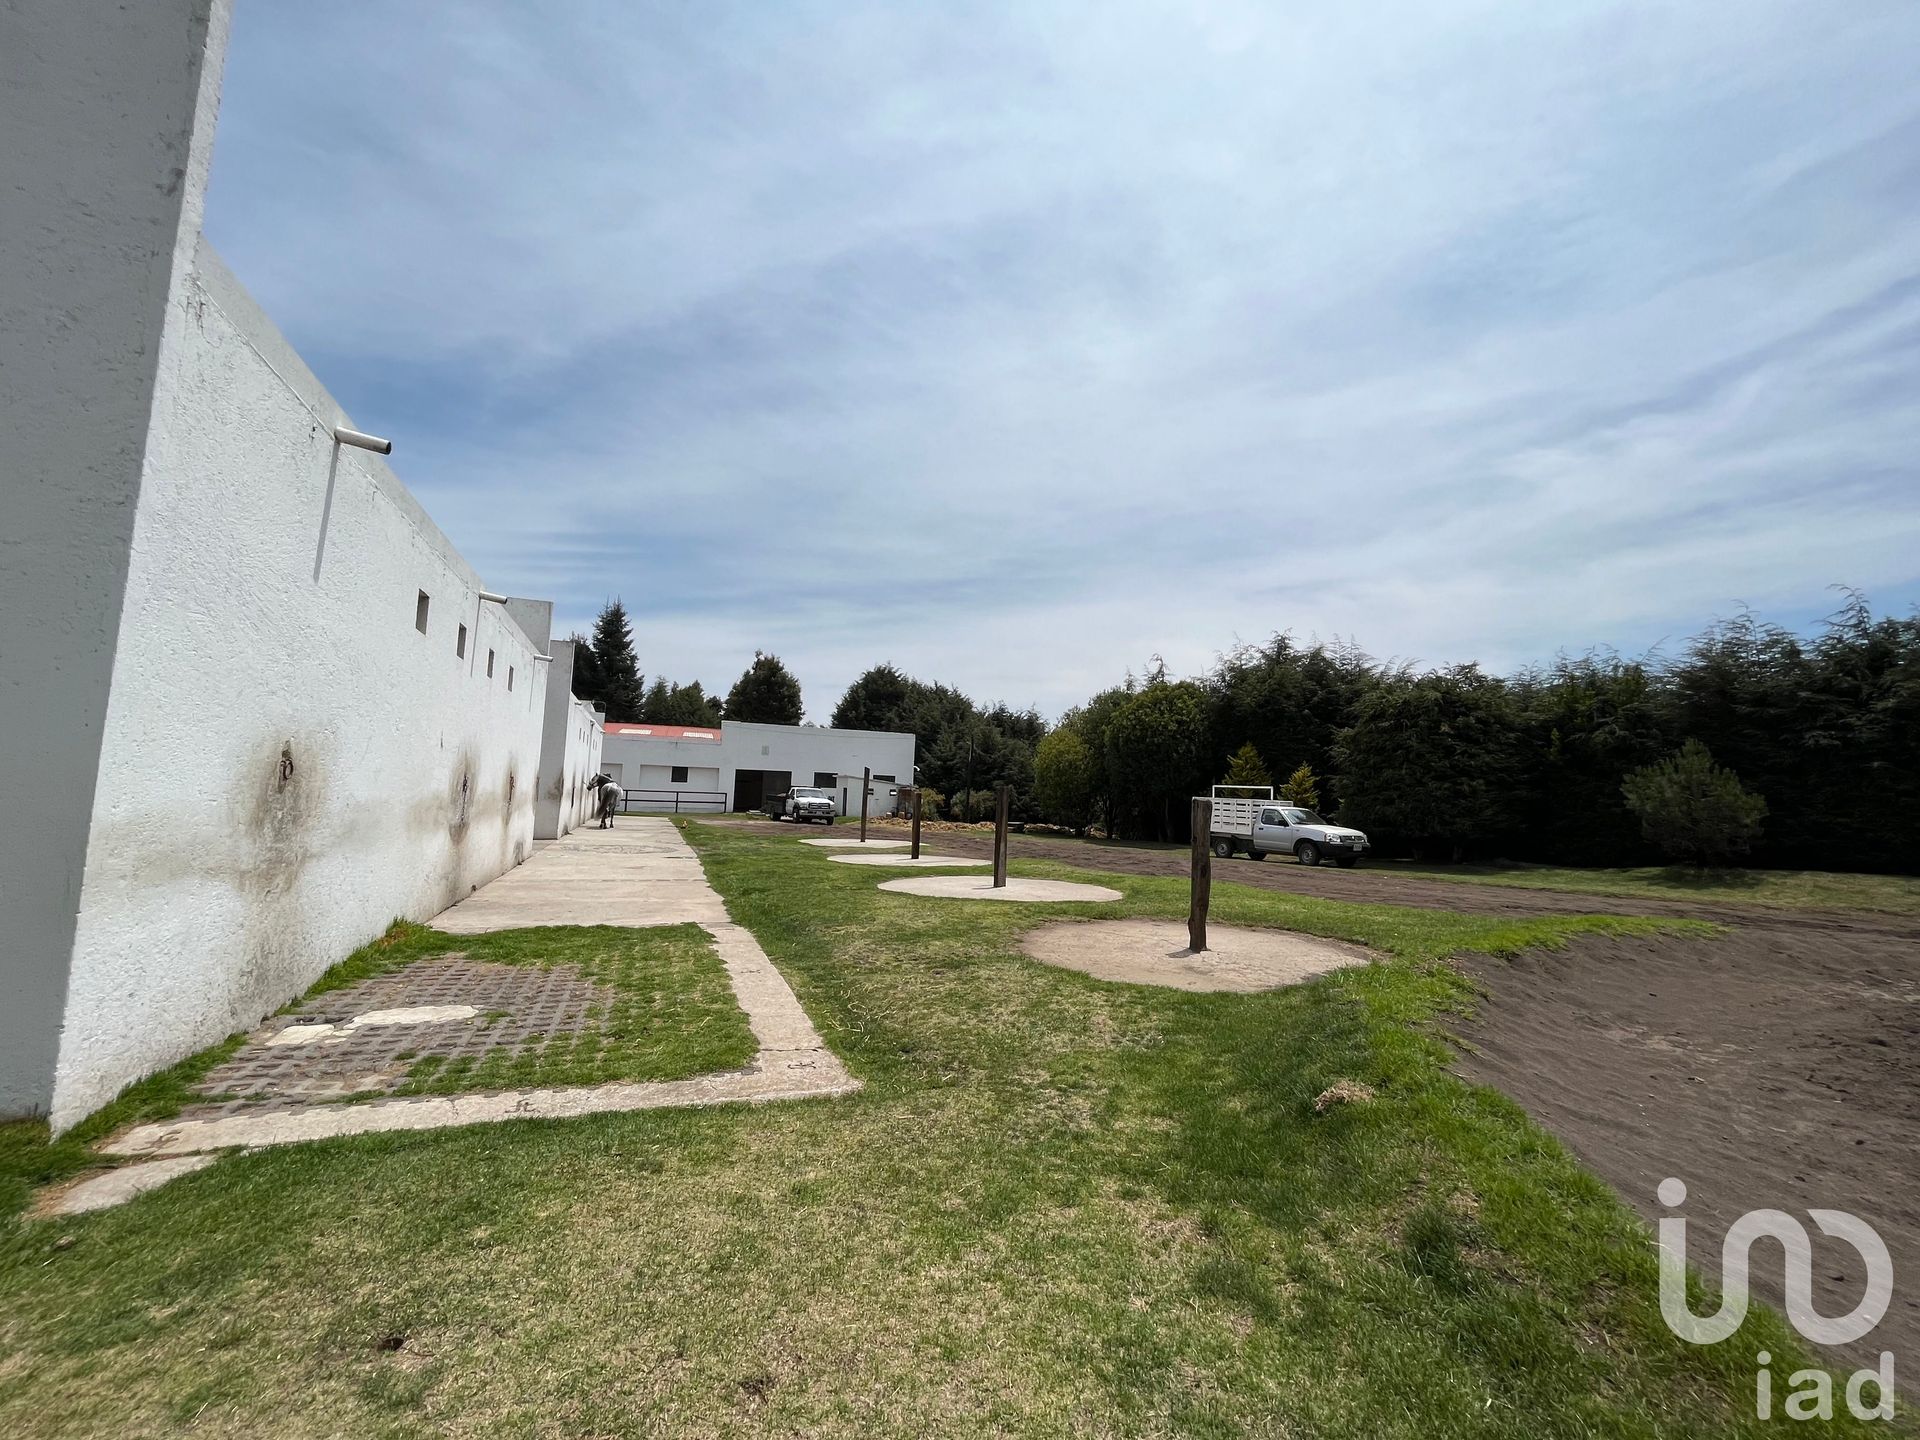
left=189, top=957, right=616, bottom=1113
left=102, top=821, right=856, bottom=1163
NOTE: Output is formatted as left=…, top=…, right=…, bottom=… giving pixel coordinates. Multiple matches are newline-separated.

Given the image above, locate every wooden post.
left=992, top=783, right=1010, bottom=888
left=910, top=787, right=922, bottom=859
left=1188, top=796, right=1212, bottom=952
left=859, top=765, right=870, bottom=842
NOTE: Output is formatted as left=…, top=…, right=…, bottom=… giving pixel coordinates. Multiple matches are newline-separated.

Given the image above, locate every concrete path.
left=104, top=820, right=856, bottom=1160
left=437, top=821, right=729, bottom=930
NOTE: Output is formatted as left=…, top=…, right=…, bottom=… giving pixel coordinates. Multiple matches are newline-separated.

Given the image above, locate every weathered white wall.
left=625, top=763, right=725, bottom=810
left=0, top=0, right=231, bottom=1120
left=534, top=639, right=605, bottom=839
left=601, top=722, right=915, bottom=814
left=45, top=238, right=553, bottom=1131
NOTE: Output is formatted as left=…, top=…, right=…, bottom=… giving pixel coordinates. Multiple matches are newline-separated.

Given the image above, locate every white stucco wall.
left=46, top=239, right=553, bottom=1131
left=534, top=639, right=605, bottom=840
left=0, top=0, right=231, bottom=1120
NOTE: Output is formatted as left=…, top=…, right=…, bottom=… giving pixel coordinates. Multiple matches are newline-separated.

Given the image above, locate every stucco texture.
left=48, top=244, right=553, bottom=1130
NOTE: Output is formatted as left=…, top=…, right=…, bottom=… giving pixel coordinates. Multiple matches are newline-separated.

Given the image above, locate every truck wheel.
left=1249, top=850, right=1268, bottom=862
left=1295, top=841, right=1322, bottom=867
left=1211, top=838, right=1234, bottom=859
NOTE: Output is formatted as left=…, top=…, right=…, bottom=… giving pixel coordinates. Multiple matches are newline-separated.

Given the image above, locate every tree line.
left=569, top=593, right=1918, bottom=872
left=1012, top=594, right=1916, bottom=872
left=568, top=599, right=804, bottom=727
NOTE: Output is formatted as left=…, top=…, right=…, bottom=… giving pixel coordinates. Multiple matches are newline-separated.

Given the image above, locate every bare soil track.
left=722, top=817, right=1920, bottom=1373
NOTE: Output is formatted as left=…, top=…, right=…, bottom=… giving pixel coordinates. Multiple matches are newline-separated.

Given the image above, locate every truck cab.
left=775, top=786, right=838, bottom=824
left=1248, top=804, right=1368, bottom=868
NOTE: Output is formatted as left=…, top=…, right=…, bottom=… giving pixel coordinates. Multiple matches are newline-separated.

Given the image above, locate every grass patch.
left=0, top=825, right=1869, bottom=1438
left=1376, top=859, right=1920, bottom=915
left=0, top=921, right=754, bottom=1222
left=300, top=920, right=756, bottom=1099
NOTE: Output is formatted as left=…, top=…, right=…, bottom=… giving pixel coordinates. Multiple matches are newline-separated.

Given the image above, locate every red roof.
left=602, top=723, right=722, bottom=743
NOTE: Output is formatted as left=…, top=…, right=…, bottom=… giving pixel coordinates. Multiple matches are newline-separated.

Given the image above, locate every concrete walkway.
left=102, top=821, right=856, bottom=1162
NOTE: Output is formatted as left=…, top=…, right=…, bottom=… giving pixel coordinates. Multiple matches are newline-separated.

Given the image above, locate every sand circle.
left=801, top=837, right=910, bottom=849
left=1022, top=919, right=1370, bottom=991
left=878, top=875, right=1122, bottom=902
left=830, top=853, right=989, bottom=867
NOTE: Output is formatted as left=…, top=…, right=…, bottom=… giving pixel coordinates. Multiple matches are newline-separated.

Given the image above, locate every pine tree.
left=1281, top=763, right=1320, bottom=809
left=566, top=632, right=606, bottom=710
left=1221, top=742, right=1272, bottom=791
left=1621, top=740, right=1768, bottom=866
left=725, top=651, right=804, bottom=725
left=590, top=599, right=646, bottom=723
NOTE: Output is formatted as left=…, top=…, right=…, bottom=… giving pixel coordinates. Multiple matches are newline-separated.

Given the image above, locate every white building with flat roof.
left=600, top=721, right=916, bottom=817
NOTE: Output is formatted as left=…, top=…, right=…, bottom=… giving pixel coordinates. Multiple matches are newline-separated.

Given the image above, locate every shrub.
left=1220, top=741, right=1272, bottom=791
left=1621, top=740, right=1768, bottom=865
left=952, top=789, right=1002, bottom=822
left=1281, top=762, right=1320, bottom=809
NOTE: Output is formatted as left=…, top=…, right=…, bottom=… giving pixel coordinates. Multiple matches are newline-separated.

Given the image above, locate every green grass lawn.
left=0, top=826, right=1875, bottom=1437
left=1375, top=859, right=1920, bottom=915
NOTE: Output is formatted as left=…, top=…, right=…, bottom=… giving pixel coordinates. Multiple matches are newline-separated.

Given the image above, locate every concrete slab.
left=878, top=875, right=1123, bottom=903
left=100, top=1053, right=856, bottom=1157
left=827, top=853, right=990, bottom=868
left=800, top=837, right=910, bottom=849
left=1022, top=919, right=1369, bottom=991
left=35, top=1155, right=216, bottom=1216
left=101, top=818, right=858, bottom=1158
left=432, top=828, right=729, bottom=931
left=346, top=1004, right=480, bottom=1027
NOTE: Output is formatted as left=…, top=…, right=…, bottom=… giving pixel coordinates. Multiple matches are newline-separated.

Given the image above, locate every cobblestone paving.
left=188, top=956, right=616, bottom=1116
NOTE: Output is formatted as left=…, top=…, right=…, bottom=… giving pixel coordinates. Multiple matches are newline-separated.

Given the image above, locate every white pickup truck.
left=1200, top=787, right=1370, bottom=868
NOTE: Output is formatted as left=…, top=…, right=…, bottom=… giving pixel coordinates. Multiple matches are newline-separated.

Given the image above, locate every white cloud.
left=205, top=0, right=1920, bottom=719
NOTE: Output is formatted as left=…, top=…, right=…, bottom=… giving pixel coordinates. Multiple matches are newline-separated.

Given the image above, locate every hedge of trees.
left=1022, top=595, right=1918, bottom=872
left=578, top=594, right=1917, bottom=872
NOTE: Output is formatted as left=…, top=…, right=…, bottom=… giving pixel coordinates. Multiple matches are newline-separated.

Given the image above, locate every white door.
left=1252, top=806, right=1293, bottom=854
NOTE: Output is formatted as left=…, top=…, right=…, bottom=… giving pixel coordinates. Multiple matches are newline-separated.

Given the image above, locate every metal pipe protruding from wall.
left=332, top=425, right=392, bottom=455
left=477, top=591, right=508, bottom=603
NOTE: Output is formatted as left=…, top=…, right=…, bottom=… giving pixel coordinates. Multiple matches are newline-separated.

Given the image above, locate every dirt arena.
left=723, top=816, right=1919, bottom=1372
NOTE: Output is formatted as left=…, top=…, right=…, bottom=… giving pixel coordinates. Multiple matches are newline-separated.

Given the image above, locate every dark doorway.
left=733, top=769, right=791, bottom=812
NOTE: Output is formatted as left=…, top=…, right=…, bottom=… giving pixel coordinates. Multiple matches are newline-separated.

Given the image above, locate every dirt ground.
left=726, top=816, right=1920, bottom=1373
left=1453, top=931, right=1918, bottom=1379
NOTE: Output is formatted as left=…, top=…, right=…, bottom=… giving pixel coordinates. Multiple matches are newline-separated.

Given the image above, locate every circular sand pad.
left=879, top=875, right=1122, bottom=903
left=1022, top=919, right=1369, bottom=991
left=830, top=852, right=989, bottom=867
left=801, top=837, right=910, bottom=849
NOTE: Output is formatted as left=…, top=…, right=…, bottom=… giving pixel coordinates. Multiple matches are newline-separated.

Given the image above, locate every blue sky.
left=205, top=1, right=1920, bottom=720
